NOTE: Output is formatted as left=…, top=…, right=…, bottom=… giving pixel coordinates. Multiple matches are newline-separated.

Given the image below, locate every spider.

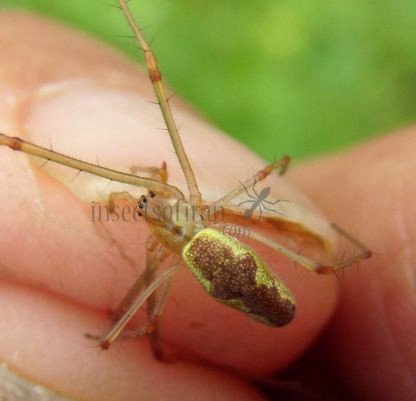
left=0, top=0, right=372, bottom=361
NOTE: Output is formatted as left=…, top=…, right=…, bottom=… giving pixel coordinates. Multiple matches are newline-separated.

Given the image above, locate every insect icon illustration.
left=238, top=177, right=290, bottom=221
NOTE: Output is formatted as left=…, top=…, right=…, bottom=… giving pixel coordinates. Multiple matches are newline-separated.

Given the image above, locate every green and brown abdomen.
left=182, top=229, right=295, bottom=326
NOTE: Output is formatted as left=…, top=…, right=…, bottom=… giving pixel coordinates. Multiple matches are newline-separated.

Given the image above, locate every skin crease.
left=0, top=10, right=414, bottom=401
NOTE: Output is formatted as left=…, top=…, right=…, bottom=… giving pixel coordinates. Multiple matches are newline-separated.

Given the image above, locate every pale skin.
left=0, top=10, right=415, bottom=401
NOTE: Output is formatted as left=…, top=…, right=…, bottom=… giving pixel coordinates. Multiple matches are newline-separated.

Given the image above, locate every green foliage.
left=2, top=0, right=416, bottom=160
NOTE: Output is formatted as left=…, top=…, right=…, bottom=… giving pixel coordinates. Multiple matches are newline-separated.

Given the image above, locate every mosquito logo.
left=237, top=178, right=290, bottom=221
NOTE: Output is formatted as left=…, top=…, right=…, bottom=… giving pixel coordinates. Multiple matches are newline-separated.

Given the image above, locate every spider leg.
left=97, top=260, right=180, bottom=350
left=120, top=259, right=180, bottom=361
left=118, top=0, right=201, bottom=203
left=249, top=223, right=371, bottom=274
left=84, top=234, right=158, bottom=338
left=110, top=237, right=166, bottom=321
left=120, top=275, right=172, bottom=339
left=0, top=133, right=184, bottom=200
left=142, top=241, right=172, bottom=360
left=103, top=236, right=174, bottom=360
left=213, top=156, right=290, bottom=206
left=92, top=161, right=175, bottom=356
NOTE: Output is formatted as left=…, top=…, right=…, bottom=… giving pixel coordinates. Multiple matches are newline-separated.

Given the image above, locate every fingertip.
left=0, top=282, right=265, bottom=401
left=290, top=127, right=416, bottom=401
left=0, top=10, right=340, bottom=378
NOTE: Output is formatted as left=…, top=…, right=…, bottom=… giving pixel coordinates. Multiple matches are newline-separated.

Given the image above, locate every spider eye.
left=149, top=191, right=156, bottom=198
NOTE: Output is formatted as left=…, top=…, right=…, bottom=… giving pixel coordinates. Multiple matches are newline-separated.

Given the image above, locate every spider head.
left=137, top=191, right=157, bottom=217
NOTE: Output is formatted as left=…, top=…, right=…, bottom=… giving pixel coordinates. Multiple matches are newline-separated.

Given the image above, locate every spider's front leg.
left=118, top=0, right=202, bottom=204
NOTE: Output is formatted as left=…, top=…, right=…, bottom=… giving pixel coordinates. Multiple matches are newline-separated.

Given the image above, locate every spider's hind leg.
left=249, top=224, right=371, bottom=274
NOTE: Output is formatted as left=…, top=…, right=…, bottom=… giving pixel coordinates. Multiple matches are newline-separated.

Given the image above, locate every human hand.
left=0, top=10, right=414, bottom=401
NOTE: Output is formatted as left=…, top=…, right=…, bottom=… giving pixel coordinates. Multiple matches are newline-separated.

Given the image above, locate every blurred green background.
left=2, top=0, right=416, bottom=160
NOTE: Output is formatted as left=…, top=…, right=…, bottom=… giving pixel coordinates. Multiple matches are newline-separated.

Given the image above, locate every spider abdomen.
left=182, top=228, right=295, bottom=326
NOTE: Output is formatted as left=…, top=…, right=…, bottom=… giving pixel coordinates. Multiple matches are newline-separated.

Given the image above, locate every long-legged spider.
left=0, top=0, right=371, bottom=360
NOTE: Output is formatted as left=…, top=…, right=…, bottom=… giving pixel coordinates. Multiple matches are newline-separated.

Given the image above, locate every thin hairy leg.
left=0, top=133, right=184, bottom=200
left=250, top=225, right=371, bottom=274
left=97, top=261, right=180, bottom=350
left=213, top=156, right=290, bottom=206
left=118, top=0, right=201, bottom=203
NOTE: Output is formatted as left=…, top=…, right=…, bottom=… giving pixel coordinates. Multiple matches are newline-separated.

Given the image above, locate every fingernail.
left=0, top=362, right=76, bottom=401
left=21, top=79, right=337, bottom=249
left=22, top=79, right=166, bottom=202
